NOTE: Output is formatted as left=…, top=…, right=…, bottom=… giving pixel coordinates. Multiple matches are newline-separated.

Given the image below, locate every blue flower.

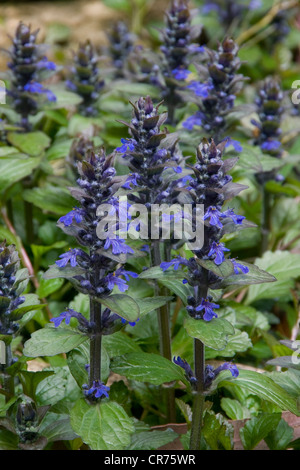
left=55, top=248, right=82, bottom=268
left=66, top=79, right=77, bottom=91
left=105, top=269, right=137, bottom=293
left=105, top=274, right=128, bottom=292
left=116, top=138, right=136, bottom=154
left=23, top=81, right=56, bottom=102
left=214, top=362, right=239, bottom=378
left=58, top=208, right=84, bottom=226
left=50, top=308, right=88, bottom=328
left=119, top=316, right=140, bottom=327
left=186, top=81, right=212, bottom=98
left=231, top=259, right=249, bottom=275
left=173, top=165, right=182, bottom=174
left=83, top=380, right=110, bottom=399
left=173, top=356, right=197, bottom=384
left=203, top=206, right=224, bottom=229
left=188, top=44, right=205, bottom=54
left=104, top=238, right=134, bottom=255
left=182, top=112, right=203, bottom=130
left=172, top=68, right=191, bottom=80
left=222, top=208, right=245, bottom=225
left=160, top=256, right=188, bottom=272
left=140, top=244, right=150, bottom=253
left=195, top=298, right=220, bottom=321
left=117, top=269, right=139, bottom=282
left=36, top=56, right=56, bottom=71
left=208, top=241, right=230, bottom=265
left=204, top=362, right=239, bottom=389
left=224, top=138, right=243, bottom=152
left=122, top=173, right=139, bottom=189
left=261, top=140, right=281, bottom=152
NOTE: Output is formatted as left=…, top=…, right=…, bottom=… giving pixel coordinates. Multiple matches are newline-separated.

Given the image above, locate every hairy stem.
left=189, top=277, right=208, bottom=450
left=89, top=297, right=102, bottom=387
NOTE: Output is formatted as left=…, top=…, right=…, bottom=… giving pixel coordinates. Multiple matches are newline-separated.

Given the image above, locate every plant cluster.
left=0, top=0, right=300, bottom=452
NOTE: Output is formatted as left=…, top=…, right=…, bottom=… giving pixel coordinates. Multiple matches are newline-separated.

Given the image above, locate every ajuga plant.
left=251, top=78, right=284, bottom=254
left=46, top=146, right=138, bottom=402
left=0, top=241, right=29, bottom=401
left=6, top=22, right=56, bottom=130
left=151, top=0, right=203, bottom=124
left=182, top=38, right=246, bottom=151
left=1, top=398, right=51, bottom=450
left=116, top=95, right=185, bottom=421
left=106, top=21, right=134, bottom=79
left=66, top=40, right=104, bottom=116
left=159, top=139, right=275, bottom=449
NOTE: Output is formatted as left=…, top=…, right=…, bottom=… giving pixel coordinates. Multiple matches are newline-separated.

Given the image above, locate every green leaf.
left=203, top=411, right=234, bottom=450
left=205, top=330, right=252, bottom=358
left=135, top=296, right=173, bottom=317
left=36, top=277, right=64, bottom=298
left=196, top=259, right=235, bottom=278
left=36, top=366, right=81, bottom=405
left=138, top=266, right=185, bottom=280
left=70, top=399, right=134, bottom=450
left=23, top=186, right=77, bottom=215
left=6, top=131, right=50, bottom=156
left=31, top=241, right=67, bottom=267
left=46, top=139, right=73, bottom=161
left=23, top=326, right=87, bottom=357
left=111, top=352, right=185, bottom=385
left=184, top=317, right=235, bottom=350
left=221, top=398, right=251, bottom=420
left=264, top=418, right=294, bottom=450
left=218, top=370, right=300, bottom=416
left=138, top=265, right=193, bottom=303
left=96, top=294, right=140, bottom=323
left=266, top=370, right=300, bottom=398
left=112, top=81, right=159, bottom=97
left=40, top=416, right=78, bottom=442
left=67, top=342, right=89, bottom=388
left=214, top=261, right=276, bottom=289
left=235, top=144, right=284, bottom=173
left=175, top=398, right=192, bottom=424
left=239, top=413, right=281, bottom=450
left=0, top=155, right=42, bottom=192
left=159, top=278, right=193, bottom=304
left=0, top=430, right=18, bottom=450
left=45, top=85, right=82, bottom=109
left=102, top=331, right=140, bottom=357
left=18, top=370, right=54, bottom=400
left=128, top=429, right=177, bottom=450
left=247, top=251, right=300, bottom=304
left=43, top=264, right=85, bottom=280
left=10, top=294, right=44, bottom=322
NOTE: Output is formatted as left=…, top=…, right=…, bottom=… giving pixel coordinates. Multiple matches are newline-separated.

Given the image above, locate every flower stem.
left=151, top=240, right=176, bottom=423
left=4, top=344, right=15, bottom=403
left=89, top=297, right=102, bottom=387
left=189, top=338, right=205, bottom=450
left=189, top=279, right=208, bottom=450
